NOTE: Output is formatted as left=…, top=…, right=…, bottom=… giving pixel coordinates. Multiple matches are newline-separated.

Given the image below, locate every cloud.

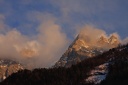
left=0, top=13, right=127, bottom=69
left=0, top=29, right=28, bottom=58
left=50, top=0, right=119, bottom=17
left=122, top=37, right=128, bottom=44
left=0, top=0, right=127, bottom=69
left=27, top=11, right=56, bottom=23
left=35, top=20, right=69, bottom=68
left=51, top=0, right=83, bottom=17
left=0, top=13, right=69, bottom=69
left=79, top=25, right=107, bottom=42
left=76, top=25, right=121, bottom=49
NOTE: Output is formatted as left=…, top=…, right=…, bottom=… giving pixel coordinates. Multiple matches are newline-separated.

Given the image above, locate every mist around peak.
left=74, top=25, right=126, bottom=50
left=0, top=24, right=127, bottom=69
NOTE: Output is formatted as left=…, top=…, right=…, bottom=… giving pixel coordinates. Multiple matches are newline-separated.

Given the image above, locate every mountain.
left=0, top=59, right=24, bottom=82
left=1, top=44, right=128, bottom=85
left=54, top=34, right=120, bottom=67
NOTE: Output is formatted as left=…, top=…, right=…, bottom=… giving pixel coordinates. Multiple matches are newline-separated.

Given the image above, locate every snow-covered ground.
left=85, top=63, right=109, bottom=84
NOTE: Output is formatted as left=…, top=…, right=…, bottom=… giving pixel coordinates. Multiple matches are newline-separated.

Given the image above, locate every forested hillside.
left=1, top=44, right=128, bottom=85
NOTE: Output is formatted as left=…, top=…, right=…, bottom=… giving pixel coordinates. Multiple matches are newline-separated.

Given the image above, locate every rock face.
left=54, top=34, right=120, bottom=68
left=0, top=59, right=24, bottom=82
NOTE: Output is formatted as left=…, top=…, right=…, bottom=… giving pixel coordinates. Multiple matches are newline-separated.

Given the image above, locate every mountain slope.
left=1, top=44, right=128, bottom=85
left=54, top=34, right=120, bottom=67
left=0, top=59, right=24, bottom=82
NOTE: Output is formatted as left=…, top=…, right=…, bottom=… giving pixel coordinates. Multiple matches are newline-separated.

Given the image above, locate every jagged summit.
left=98, top=36, right=108, bottom=44
left=108, top=35, right=119, bottom=45
left=54, top=34, right=120, bottom=68
left=69, top=35, right=88, bottom=51
left=97, top=35, right=119, bottom=48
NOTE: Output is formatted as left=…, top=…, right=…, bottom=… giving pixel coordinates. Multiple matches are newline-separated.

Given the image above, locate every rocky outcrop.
left=0, top=59, right=24, bottom=82
left=54, top=34, right=120, bottom=68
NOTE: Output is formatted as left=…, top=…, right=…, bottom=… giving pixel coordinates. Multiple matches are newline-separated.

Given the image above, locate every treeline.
left=100, top=44, right=128, bottom=85
left=1, top=44, right=128, bottom=85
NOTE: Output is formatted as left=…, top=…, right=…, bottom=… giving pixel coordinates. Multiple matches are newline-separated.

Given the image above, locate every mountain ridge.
left=0, top=59, right=24, bottom=82
left=1, top=43, right=128, bottom=85
left=54, top=34, right=120, bottom=67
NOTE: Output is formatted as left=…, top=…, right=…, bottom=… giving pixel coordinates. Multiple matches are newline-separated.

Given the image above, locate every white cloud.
left=0, top=13, right=69, bottom=68
left=50, top=0, right=119, bottom=17
left=76, top=25, right=121, bottom=49
left=122, top=37, right=128, bottom=44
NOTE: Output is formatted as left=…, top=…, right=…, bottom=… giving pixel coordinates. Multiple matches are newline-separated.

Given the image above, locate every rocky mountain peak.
left=54, top=34, right=120, bottom=68
left=108, top=35, right=119, bottom=45
left=98, top=36, right=108, bottom=44
left=69, top=36, right=88, bottom=51
left=0, top=59, right=24, bottom=82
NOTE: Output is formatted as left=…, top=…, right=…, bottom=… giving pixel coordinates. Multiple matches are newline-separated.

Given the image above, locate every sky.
left=0, top=0, right=128, bottom=38
left=0, top=0, right=128, bottom=68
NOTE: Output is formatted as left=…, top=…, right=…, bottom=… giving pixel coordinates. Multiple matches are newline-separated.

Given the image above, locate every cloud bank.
left=0, top=12, right=127, bottom=69
left=0, top=14, right=69, bottom=69
left=77, top=25, right=127, bottom=49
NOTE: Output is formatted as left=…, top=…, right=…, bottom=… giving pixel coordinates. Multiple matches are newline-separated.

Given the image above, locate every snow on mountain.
left=85, top=63, right=109, bottom=84
left=1, top=43, right=128, bottom=85
left=0, top=59, right=24, bottom=82
left=54, top=34, right=120, bottom=68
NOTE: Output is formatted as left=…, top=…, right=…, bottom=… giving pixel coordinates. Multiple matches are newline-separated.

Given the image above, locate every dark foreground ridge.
left=1, top=44, right=128, bottom=85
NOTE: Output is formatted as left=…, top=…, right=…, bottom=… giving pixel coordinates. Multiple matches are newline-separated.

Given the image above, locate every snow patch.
left=85, top=63, right=108, bottom=84
left=86, top=75, right=107, bottom=84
